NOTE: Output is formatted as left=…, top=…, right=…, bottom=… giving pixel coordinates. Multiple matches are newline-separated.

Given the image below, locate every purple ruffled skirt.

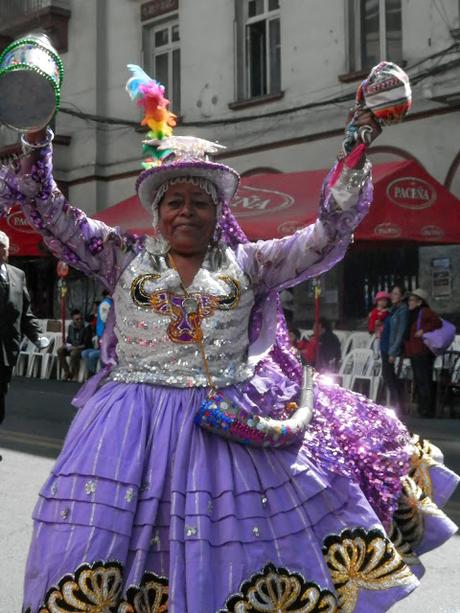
left=23, top=378, right=459, bottom=612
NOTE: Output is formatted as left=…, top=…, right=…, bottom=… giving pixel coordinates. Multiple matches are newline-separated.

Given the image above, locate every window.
left=347, top=0, right=402, bottom=73
left=143, top=19, right=180, bottom=113
left=235, top=0, right=281, bottom=101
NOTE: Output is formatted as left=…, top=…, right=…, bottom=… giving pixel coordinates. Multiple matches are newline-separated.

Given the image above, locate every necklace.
left=168, top=255, right=315, bottom=449
left=168, top=253, right=216, bottom=395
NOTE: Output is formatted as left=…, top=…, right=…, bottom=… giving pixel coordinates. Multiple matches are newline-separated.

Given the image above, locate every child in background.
left=368, top=291, right=391, bottom=338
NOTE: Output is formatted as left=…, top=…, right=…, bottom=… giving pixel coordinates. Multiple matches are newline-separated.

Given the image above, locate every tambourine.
left=0, top=33, right=63, bottom=131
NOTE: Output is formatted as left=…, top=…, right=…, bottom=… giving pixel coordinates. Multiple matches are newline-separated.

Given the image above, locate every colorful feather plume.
left=126, top=64, right=177, bottom=168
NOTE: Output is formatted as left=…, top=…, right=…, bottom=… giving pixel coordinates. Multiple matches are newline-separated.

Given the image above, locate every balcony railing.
left=0, top=0, right=71, bottom=52
left=0, top=0, right=52, bottom=21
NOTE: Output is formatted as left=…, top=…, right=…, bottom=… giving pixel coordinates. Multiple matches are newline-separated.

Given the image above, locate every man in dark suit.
left=0, top=230, right=48, bottom=424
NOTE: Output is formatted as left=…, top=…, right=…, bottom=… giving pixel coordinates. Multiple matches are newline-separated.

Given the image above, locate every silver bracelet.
left=20, top=127, right=55, bottom=152
left=341, top=159, right=372, bottom=192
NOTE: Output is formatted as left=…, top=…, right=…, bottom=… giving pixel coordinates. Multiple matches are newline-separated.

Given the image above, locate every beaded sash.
left=195, top=367, right=314, bottom=448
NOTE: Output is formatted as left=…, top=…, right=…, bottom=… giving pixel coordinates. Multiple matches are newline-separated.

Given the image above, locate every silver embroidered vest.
left=109, top=243, right=255, bottom=388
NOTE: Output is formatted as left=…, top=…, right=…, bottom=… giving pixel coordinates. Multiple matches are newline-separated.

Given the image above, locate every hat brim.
left=375, top=293, right=391, bottom=302
left=136, top=160, right=240, bottom=210
left=410, top=292, right=428, bottom=301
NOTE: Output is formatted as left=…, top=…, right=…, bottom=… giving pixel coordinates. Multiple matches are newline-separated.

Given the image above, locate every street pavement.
left=0, top=377, right=459, bottom=612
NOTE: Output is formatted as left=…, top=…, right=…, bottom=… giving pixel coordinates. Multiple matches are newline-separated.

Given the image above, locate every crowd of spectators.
left=288, top=286, right=445, bottom=418
left=57, top=291, right=113, bottom=381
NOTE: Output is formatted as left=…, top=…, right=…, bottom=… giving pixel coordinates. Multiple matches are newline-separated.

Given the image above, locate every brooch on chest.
left=130, top=273, right=240, bottom=344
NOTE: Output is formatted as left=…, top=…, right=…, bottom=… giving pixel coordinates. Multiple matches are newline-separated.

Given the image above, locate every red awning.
left=0, top=205, right=45, bottom=256
left=94, top=160, right=460, bottom=244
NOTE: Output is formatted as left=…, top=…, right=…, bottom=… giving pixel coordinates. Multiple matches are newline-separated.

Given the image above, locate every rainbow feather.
left=126, top=64, right=176, bottom=166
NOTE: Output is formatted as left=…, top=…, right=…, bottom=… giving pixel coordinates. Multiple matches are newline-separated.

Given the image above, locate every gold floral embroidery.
left=393, top=476, right=444, bottom=547
left=118, top=572, right=168, bottom=613
left=38, top=560, right=123, bottom=613
left=408, top=434, right=442, bottom=499
left=322, top=527, right=415, bottom=613
left=387, top=522, right=421, bottom=567
left=220, top=563, right=338, bottom=612
left=31, top=563, right=170, bottom=613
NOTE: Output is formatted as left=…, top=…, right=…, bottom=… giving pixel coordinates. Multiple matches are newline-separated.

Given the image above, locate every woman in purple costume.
left=1, top=80, right=458, bottom=613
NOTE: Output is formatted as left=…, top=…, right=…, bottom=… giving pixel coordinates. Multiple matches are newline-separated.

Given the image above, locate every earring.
left=150, top=227, right=170, bottom=255
left=211, top=223, right=222, bottom=247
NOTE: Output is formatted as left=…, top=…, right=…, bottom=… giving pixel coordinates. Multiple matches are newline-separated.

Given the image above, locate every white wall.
left=2, top=0, right=460, bottom=210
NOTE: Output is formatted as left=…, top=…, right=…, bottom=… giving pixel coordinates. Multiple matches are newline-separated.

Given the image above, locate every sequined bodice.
left=109, top=243, right=255, bottom=388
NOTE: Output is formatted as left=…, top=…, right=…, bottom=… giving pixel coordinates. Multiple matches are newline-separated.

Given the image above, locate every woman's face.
left=157, top=182, right=217, bottom=256
left=408, top=295, right=422, bottom=311
left=391, top=287, right=402, bottom=305
left=376, top=298, right=389, bottom=310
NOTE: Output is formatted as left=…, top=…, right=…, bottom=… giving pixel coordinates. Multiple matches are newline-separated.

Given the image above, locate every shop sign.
left=432, top=269, right=451, bottom=297
left=386, top=176, right=436, bottom=210
left=431, top=257, right=450, bottom=269
left=231, top=186, right=294, bottom=218
left=420, top=225, right=445, bottom=239
left=373, top=222, right=402, bottom=238
left=141, top=0, right=178, bottom=21
left=6, top=209, right=36, bottom=234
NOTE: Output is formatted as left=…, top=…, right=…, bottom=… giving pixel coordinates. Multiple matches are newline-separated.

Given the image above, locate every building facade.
left=1, top=0, right=460, bottom=321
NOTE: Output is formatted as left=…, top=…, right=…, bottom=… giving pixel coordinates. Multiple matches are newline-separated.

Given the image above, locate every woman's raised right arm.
left=0, top=137, right=143, bottom=290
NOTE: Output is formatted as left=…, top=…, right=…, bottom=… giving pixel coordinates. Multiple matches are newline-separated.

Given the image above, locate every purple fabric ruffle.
left=24, top=379, right=458, bottom=612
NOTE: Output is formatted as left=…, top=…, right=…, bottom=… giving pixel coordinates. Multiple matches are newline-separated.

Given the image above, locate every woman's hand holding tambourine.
left=341, top=61, right=412, bottom=158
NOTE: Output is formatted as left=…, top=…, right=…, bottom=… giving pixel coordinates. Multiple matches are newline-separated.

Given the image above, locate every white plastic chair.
left=339, top=348, right=376, bottom=398
left=369, top=357, right=383, bottom=402
left=77, top=360, right=89, bottom=382
left=46, top=319, right=63, bottom=333
left=337, top=348, right=370, bottom=389
left=25, top=335, right=53, bottom=377
left=40, top=332, right=63, bottom=379
left=333, top=330, right=351, bottom=354
left=368, top=334, right=381, bottom=358
left=57, top=349, right=89, bottom=382
left=349, top=348, right=379, bottom=398
left=342, top=331, right=372, bottom=357
left=15, top=338, right=39, bottom=376
left=453, top=336, right=460, bottom=352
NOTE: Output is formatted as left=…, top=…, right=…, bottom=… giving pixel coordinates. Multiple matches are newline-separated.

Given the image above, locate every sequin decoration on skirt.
left=23, top=377, right=459, bottom=612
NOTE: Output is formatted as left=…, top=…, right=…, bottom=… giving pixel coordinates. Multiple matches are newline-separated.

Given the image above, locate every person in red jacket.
left=368, top=290, right=391, bottom=338
left=405, top=288, right=442, bottom=417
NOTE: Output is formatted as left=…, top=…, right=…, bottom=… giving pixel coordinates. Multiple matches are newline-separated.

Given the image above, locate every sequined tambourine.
left=0, top=33, right=64, bottom=131
left=195, top=367, right=314, bottom=448
left=357, top=61, right=412, bottom=126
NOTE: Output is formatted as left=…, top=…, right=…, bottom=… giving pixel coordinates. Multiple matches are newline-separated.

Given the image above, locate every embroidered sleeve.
left=1, top=146, right=142, bottom=290
left=235, top=155, right=373, bottom=294
left=0, top=162, right=20, bottom=215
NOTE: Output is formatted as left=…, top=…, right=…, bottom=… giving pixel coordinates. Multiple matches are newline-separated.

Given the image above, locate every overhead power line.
left=59, top=42, right=460, bottom=130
